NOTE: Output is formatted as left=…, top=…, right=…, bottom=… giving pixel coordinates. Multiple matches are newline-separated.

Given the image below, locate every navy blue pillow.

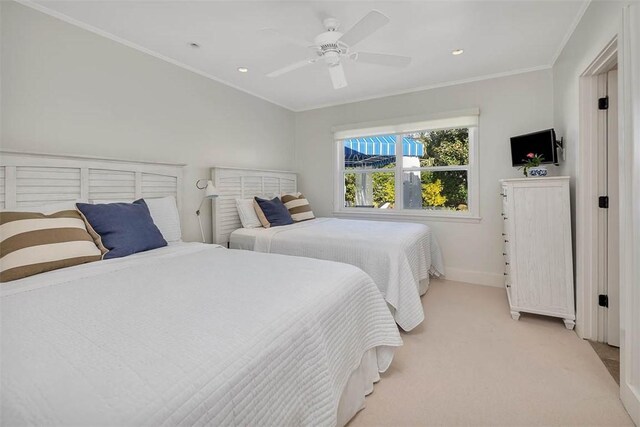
left=254, top=197, right=293, bottom=227
left=76, top=199, right=167, bottom=259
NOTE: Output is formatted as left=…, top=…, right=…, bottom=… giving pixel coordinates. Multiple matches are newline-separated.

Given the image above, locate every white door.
left=595, top=69, right=620, bottom=347
left=606, top=69, right=620, bottom=347
left=596, top=69, right=620, bottom=347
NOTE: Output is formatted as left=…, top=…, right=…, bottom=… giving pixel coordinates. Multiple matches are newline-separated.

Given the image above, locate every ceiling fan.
left=265, top=10, right=412, bottom=90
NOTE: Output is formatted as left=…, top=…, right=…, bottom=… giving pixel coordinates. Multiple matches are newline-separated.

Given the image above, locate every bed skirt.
left=337, top=348, right=387, bottom=426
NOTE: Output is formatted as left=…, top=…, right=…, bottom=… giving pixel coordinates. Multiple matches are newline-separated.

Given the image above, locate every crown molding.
left=550, top=0, right=592, bottom=66
left=296, top=65, right=552, bottom=112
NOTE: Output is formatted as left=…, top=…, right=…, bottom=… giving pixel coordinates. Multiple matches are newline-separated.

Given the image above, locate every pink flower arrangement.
left=519, top=153, right=544, bottom=176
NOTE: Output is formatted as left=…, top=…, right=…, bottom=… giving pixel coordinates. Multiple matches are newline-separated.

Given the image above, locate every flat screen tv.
left=510, top=129, right=558, bottom=166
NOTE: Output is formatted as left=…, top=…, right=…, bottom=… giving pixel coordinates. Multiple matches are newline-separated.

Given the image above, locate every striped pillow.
left=281, top=193, right=315, bottom=222
left=0, top=210, right=104, bottom=282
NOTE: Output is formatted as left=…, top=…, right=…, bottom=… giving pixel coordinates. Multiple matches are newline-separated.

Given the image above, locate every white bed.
left=0, top=153, right=403, bottom=426
left=211, top=167, right=445, bottom=332
left=230, top=217, right=445, bottom=332
left=1, top=242, right=402, bottom=426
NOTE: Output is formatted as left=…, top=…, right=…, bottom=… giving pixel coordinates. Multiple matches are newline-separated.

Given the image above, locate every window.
left=334, top=111, right=479, bottom=219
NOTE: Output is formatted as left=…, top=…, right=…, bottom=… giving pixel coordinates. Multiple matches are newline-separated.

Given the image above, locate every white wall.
left=553, top=0, right=625, bottom=231
left=0, top=1, right=296, bottom=242
left=0, top=1, right=561, bottom=288
left=294, top=70, right=554, bottom=286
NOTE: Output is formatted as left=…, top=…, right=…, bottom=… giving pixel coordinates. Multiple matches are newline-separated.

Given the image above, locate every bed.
left=0, top=152, right=403, bottom=426
left=230, top=218, right=444, bottom=331
left=210, top=167, right=445, bottom=332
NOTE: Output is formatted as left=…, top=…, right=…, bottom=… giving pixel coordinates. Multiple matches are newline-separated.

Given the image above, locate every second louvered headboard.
left=210, top=167, right=297, bottom=245
left=0, top=151, right=185, bottom=209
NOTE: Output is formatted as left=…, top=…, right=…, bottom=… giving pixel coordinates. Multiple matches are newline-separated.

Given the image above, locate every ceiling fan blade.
left=267, top=58, right=317, bottom=78
left=259, top=28, right=315, bottom=49
left=339, top=10, right=390, bottom=48
left=328, top=63, right=348, bottom=89
left=353, top=52, right=411, bottom=68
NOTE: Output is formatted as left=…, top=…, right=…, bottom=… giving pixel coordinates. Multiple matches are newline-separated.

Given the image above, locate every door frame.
left=576, top=37, right=618, bottom=340
left=619, top=4, right=640, bottom=422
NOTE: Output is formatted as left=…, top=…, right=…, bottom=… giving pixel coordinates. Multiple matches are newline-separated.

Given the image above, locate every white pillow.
left=92, top=196, right=182, bottom=242
left=236, top=198, right=262, bottom=229
left=144, top=196, right=182, bottom=242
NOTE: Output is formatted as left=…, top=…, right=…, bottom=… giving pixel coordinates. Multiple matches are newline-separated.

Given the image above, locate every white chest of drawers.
left=500, top=177, right=575, bottom=329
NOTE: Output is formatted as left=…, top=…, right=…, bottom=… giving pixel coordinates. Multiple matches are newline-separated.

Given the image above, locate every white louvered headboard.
left=211, top=167, right=297, bottom=245
left=0, top=151, right=185, bottom=209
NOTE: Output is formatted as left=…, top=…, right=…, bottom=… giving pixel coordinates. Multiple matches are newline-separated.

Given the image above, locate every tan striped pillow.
left=281, top=193, right=315, bottom=222
left=0, top=210, right=104, bottom=282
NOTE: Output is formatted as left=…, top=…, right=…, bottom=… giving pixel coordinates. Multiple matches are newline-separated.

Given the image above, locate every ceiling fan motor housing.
left=314, top=30, right=345, bottom=64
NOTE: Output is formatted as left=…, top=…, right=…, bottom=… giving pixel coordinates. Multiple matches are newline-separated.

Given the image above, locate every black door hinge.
left=598, top=97, right=609, bottom=110
left=599, top=294, right=609, bottom=308
left=599, top=196, right=609, bottom=209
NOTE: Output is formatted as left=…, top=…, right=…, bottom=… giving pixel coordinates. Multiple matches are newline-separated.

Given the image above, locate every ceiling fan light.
left=452, top=49, right=464, bottom=55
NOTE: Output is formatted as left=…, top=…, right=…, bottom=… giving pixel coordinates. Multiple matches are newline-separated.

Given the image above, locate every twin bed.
left=1, top=153, right=443, bottom=426
left=231, top=217, right=444, bottom=331
left=213, top=167, right=444, bottom=332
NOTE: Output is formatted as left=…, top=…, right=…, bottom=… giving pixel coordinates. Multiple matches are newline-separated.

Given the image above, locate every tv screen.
left=510, top=129, right=558, bottom=166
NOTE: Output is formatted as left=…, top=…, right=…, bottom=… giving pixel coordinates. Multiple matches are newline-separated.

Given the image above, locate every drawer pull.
left=503, top=217, right=508, bottom=220
left=506, top=284, right=511, bottom=288
left=501, top=233, right=506, bottom=236
left=502, top=252, right=507, bottom=256
left=505, top=262, right=510, bottom=265
left=504, top=239, right=509, bottom=243
left=503, top=272, right=508, bottom=276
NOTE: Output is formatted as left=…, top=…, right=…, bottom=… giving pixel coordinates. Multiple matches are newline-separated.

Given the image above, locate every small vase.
left=527, top=166, right=548, bottom=177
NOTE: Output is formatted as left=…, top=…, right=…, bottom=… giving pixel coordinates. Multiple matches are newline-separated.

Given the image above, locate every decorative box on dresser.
left=499, top=176, right=576, bottom=329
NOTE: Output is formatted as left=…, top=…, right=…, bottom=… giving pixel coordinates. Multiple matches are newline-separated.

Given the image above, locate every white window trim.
left=333, top=111, right=481, bottom=222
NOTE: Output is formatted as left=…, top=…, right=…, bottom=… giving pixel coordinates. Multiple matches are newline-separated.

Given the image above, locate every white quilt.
left=1, top=243, right=402, bottom=426
left=248, top=218, right=445, bottom=331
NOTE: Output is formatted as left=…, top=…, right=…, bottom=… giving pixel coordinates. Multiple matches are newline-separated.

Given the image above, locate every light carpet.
left=349, top=279, right=633, bottom=426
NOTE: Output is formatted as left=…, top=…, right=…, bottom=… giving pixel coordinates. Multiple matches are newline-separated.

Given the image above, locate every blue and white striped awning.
left=344, top=135, right=424, bottom=168
left=344, top=135, right=424, bottom=156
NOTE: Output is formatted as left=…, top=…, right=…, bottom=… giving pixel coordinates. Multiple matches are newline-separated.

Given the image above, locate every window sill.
left=333, top=209, right=482, bottom=224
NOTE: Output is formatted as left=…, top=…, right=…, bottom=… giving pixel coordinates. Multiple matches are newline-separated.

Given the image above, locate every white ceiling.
left=27, top=1, right=588, bottom=111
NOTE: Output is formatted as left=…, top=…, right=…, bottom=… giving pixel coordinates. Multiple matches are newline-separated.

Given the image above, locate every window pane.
left=405, top=128, right=469, bottom=167
left=402, top=170, right=468, bottom=211
left=343, top=136, right=396, bottom=170
left=344, top=172, right=395, bottom=209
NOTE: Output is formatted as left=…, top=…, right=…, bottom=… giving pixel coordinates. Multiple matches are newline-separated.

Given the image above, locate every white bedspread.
left=1, top=243, right=402, bottom=426
left=238, top=218, right=444, bottom=331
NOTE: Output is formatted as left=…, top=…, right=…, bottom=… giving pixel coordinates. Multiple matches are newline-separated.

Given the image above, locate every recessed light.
left=189, top=42, right=200, bottom=48
left=237, top=67, right=249, bottom=73
left=452, top=49, right=464, bottom=56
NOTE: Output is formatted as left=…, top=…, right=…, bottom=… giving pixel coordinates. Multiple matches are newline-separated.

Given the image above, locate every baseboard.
left=621, top=382, right=640, bottom=426
left=440, top=267, right=505, bottom=288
